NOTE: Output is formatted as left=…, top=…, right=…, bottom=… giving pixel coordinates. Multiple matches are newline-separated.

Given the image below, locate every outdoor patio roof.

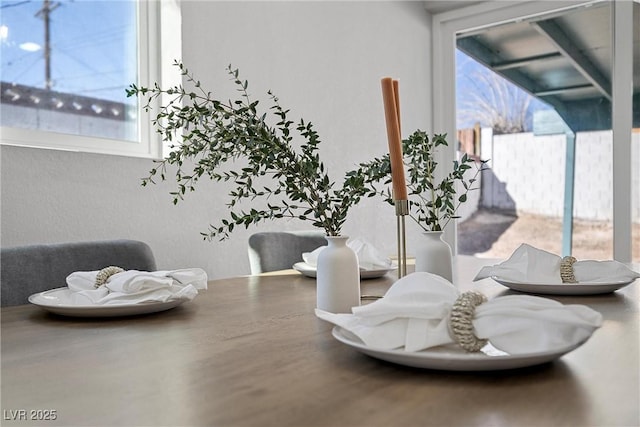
left=436, top=1, right=639, bottom=132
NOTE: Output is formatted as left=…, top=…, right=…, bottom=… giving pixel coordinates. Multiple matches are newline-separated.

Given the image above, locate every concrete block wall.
left=573, top=131, right=613, bottom=221
left=479, top=129, right=640, bottom=222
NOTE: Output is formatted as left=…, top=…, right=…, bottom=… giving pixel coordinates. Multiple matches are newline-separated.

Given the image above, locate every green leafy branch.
left=358, top=130, right=489, bottom=231
left=126, top=61, right=378, bottom=240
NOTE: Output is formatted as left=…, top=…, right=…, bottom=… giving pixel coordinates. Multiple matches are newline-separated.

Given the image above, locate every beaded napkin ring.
left=95, top=266, right=124, bottom=288
left=560, top=256, right=578, bottom=283
left=449, top=291, right=488, bottom=352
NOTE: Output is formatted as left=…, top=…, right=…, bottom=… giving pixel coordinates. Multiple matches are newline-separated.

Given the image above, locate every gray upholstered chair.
left=1, top=239, right=157, bottom=306
left=248, top=231, right=327, bottom=274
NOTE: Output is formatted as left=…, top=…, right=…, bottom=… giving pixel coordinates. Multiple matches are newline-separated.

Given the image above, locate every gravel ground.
left=458, top=208, right=640, bottom=262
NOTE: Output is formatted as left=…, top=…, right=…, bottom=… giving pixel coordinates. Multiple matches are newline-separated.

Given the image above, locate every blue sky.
left=456, top=49, right=551, bottom=131
left=0, top=0, right=136, bottom=103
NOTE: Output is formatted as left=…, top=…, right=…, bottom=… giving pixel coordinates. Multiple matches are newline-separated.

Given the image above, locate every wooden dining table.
left=1, top=256, right=638, bottom=427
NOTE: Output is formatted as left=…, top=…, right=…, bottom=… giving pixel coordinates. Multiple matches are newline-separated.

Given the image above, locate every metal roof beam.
left=561, top=97, right=611, bottom=131
left=531, top=19, right=612, bottom=101
left=534, top=83, right=593, bottom=97
left=492, top=52, right=563, bottom=71
left=457, top=36, right=567, bottom=113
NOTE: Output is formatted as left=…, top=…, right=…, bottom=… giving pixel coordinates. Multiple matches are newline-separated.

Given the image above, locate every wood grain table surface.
left=1, top=256, right=638, bottom=427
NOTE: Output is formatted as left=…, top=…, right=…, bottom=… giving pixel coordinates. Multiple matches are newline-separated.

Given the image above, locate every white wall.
left=0, top=1, right=433, bottom=279
left=482, top=132, right=567, bottom=216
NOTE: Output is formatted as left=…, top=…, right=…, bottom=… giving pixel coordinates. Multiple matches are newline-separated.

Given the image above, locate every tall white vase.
left=414, top=231, right=453, bottom=282
left=316, top=236, right=360, bottom=313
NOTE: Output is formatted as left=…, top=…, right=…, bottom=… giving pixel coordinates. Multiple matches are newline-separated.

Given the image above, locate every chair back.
left=1, top=239, right=157, bottom=306
left=248, top=231, right=327, bottom=274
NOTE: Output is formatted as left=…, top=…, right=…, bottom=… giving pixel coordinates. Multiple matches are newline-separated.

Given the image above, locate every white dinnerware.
left=491, top=276, right=635, bottom=295
left=293, top=262, right=395, bottom=279
left=28, top=287, right=185, bottom=317
left=332, top=326, right=588, bottom=371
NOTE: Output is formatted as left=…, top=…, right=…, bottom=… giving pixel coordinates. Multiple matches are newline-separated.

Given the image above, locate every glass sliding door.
left=632, top=1, right=639, bottom=263
left=439, top=1, right=635, bottom=261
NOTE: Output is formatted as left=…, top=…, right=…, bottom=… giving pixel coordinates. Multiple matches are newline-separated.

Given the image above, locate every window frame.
left=0, top=0, right=167, bottom=159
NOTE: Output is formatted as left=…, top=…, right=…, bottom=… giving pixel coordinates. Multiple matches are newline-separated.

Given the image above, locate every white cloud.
left=19, top=42, right=41, bottom=52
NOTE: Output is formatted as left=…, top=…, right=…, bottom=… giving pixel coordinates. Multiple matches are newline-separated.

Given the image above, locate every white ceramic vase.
left=316, top=236, right=360, bottom=313
left=414, top=231, right=453, bottom=282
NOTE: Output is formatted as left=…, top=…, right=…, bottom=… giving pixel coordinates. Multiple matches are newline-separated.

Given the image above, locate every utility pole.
left=35, top=0, right=60, bottom=90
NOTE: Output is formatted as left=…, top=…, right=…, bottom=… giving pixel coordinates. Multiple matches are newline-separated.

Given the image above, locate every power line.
left=0, top=1, right=32, bottom=9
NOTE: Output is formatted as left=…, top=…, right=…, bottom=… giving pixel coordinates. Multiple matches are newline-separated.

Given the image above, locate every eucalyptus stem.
left=359, top=130, right=489, bottom=232
left=127, top=61, right=379, bottom=240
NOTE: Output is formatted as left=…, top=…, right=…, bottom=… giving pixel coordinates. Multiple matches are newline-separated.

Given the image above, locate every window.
left=0, top=0, right=175, bottom=158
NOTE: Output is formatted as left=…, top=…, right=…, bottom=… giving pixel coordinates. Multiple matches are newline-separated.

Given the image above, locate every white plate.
left=332, top=326, right=588, bottom=371
left=293, top=262, right=395, bottom=279
left=491, top=276, right=636, bottom=295
left=28, top=287, right=185, bottom=317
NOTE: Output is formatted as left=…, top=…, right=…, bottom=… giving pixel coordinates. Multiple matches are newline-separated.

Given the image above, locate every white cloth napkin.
left=66, top=268, right=208, bottom=305
left=474, top=244, right=640, bottom=284
left=303, top=238, right=393, bottom=270
left=316, top=272, right=602, bottom=354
